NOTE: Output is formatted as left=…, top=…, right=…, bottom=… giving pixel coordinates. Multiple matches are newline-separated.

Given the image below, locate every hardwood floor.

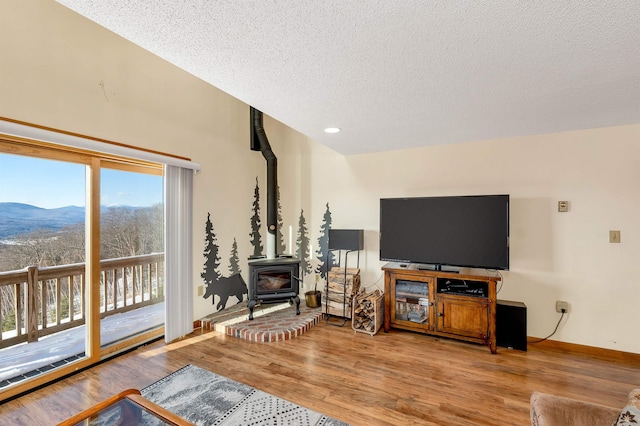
left=1, top=323, right=638, bottom=425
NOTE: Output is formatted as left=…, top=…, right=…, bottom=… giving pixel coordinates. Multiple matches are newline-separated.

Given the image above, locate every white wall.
left=0, top=1, right=311, bottom=321
left=307, top=125, right=640, bottom=354
left=3, top=1, right=639, bottom=354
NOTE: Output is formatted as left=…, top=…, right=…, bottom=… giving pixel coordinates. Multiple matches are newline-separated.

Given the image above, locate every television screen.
left=380, top=195, right=509, bottom=270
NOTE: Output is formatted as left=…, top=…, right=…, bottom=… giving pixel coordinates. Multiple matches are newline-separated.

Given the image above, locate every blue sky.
left=0, top=153, right=163, bottom=208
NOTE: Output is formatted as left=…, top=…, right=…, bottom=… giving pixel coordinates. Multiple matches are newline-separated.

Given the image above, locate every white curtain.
left=164, top=165, right=194, bottom=342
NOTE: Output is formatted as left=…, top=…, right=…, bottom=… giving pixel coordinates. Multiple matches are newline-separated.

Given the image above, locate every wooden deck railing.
left=0, top=253, right=164, bottom=350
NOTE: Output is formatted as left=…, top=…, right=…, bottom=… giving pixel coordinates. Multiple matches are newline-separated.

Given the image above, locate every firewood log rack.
left=325, top=248, right=360, bottom=327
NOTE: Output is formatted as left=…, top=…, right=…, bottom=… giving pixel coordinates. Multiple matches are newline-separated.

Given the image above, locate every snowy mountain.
left=0, top=202, right=86, bottom=239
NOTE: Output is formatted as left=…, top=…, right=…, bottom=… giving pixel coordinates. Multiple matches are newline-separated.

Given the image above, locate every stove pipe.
left=250, top=107, right=277, bottom=259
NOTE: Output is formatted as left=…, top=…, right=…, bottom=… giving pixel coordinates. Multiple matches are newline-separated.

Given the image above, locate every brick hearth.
left=199, top=301, right=325, bottom=343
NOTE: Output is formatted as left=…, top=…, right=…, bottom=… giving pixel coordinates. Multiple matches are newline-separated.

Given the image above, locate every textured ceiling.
left=56, top=1, right=640, bottom=155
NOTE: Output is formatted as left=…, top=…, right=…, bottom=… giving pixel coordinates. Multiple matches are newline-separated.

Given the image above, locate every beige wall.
left=3, top=1, right=639, bottom=354
left=308, top=125, right=640, bottom=354
left=0, top=1, right=312, bottom=320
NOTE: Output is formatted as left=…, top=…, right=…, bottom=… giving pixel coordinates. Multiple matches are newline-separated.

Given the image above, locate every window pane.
left=99, top=169, right=164, bottom=348
left=0, top=153, right=86, bottom=387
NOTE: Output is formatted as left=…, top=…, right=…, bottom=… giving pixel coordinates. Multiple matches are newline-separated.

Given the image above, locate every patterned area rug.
left=141, top=364, right=349, bottom=426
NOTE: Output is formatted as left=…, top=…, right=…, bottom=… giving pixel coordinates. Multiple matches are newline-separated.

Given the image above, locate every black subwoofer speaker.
left=496, top=300, right=527, bottom=351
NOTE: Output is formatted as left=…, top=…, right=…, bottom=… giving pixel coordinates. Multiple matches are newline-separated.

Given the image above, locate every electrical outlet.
left=555, top=300, right=569, bottom=313
left=197, top=285, right=204, bottom=297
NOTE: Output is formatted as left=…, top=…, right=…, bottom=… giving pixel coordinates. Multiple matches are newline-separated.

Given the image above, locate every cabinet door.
left=436, top=296, right=489, bottom=340
left=390, top=273, right=433, bottom=331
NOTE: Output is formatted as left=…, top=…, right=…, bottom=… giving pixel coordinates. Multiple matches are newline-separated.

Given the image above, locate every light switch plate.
left=609, top=230, right=621, bottom=243
left=558, top=201, right=569, bottom=212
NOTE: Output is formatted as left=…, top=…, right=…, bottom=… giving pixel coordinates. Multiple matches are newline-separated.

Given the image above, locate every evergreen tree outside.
left=249, top=178, right=263, bottom=257
left=201, top=212, right=222, bottom=299
left=2, top=308, right=16, bottom=333
left=228, top=238, right=241, bottom=276
left=276, top=185, right=286, bottom=255
left=296, top=209, right=312, bottom=280
left=315, top=203, right=335, bottom=279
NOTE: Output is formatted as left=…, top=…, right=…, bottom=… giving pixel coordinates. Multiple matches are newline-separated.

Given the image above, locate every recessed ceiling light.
left=324, top=127, right=341, bottom=134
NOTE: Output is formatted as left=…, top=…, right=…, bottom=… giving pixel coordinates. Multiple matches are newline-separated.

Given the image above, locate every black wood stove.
left=248, top=257, right=300, bottom=320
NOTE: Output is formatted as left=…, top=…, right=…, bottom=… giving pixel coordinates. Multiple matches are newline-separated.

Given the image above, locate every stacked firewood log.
left=352, top=288, right=384, bottom=336
left=323, top=267, right=361, bottom=318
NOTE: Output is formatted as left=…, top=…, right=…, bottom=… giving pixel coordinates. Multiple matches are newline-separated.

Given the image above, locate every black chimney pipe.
left=250, top=107, right=277, bottom=258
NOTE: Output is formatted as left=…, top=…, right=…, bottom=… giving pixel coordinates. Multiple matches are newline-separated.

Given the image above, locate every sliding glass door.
left=99, top=167, right=164, bottom=350
left=0, top=136, right=165, bottom=399
left=0, top=152, right=87, bottom=387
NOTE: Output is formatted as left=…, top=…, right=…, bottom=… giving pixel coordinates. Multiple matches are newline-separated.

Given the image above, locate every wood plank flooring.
left=1, top=322, right=638, bottom=425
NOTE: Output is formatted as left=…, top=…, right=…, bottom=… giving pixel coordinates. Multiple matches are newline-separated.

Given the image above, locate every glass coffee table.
left=58, top=389, right=193, bottom=426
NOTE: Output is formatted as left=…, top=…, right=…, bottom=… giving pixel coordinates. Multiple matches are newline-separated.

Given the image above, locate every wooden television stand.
left=382, top=262, right=500, bottom=354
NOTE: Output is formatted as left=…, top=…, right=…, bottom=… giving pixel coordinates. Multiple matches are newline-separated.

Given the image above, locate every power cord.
left=368, top=272, right=384, bottom=292
left=529, top=309, right=566, bottom=343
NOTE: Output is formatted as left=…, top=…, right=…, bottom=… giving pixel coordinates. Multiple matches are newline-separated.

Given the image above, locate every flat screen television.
left=380, top=194, right=509, bottom=270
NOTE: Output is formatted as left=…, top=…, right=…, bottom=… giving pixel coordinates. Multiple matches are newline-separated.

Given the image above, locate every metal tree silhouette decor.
left=228, top=238, right=241, bottom=276
left=276, top=185, right=286, bottom=255
left=201, top=212, right=247, bottom=311
left=201, top=212, right=221, bottom=287
left=315, top=203, right=335, bottom=279
left=249, top=177, right=263, bottom=257
left=296, top=209, right=312, bottom=281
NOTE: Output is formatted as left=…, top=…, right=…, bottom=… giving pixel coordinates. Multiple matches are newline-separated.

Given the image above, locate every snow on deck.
left=0, top=303, right=164, bottom=385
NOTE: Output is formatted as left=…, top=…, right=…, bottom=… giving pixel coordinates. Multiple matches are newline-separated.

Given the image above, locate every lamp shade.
left=329, top=229, right=364, bottom=250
